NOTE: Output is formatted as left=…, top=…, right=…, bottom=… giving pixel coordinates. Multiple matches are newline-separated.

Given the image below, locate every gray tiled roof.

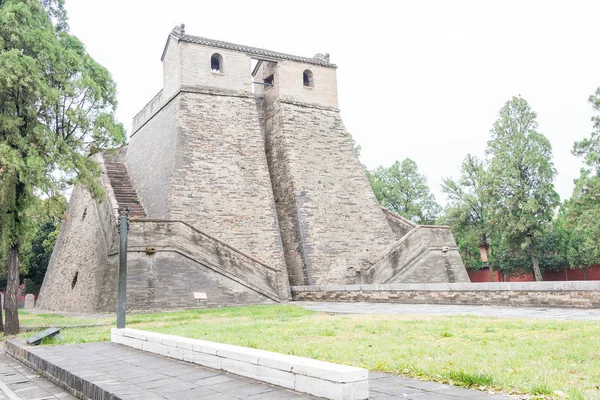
left=171, top=29, right=336, bottom=68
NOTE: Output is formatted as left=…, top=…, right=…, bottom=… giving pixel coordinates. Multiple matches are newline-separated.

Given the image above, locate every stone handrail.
left=364, top=226, right=427, bottom=283
left=365, top=226, right=458, bottom=284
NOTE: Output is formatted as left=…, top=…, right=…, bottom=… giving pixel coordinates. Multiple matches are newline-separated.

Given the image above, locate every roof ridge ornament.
left=173, top=23, right=185, bottom=35
left=313, top=53, right=330, bottom=63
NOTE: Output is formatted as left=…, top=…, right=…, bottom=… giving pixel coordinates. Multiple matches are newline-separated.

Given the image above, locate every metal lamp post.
left=117, top=206, right=130, bottom=329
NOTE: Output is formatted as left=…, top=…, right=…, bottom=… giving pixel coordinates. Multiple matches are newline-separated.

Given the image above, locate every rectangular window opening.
left=264, top=74, right=274, bottom=88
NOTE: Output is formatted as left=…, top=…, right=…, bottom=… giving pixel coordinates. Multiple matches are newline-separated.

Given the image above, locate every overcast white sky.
left=65, top=0, right=600, bottom=206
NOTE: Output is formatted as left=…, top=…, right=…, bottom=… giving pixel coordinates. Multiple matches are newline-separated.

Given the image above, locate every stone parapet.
left=291, top=281, right=600, bottom=308
left=112, top=328, right=369, bottom=400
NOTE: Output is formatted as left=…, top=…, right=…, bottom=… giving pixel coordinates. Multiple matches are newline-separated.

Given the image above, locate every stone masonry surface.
left=170, top=91, right=288, bottom=273
left=291, top=281, right=600, bottom=308
left=365, top=226, right=469, bottom=284
left=126, top=95, right=179, bottom=219
left=123, top=219, right=284, bottom=311
left=261, top=98, right=395, bottom=285
left=39, top=28, right=470, bottom=313
left=36, top=183, right=117, bottom=313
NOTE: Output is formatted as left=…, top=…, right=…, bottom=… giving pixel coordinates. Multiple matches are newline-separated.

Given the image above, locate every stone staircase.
left=103, top=154, right=146, bottom=218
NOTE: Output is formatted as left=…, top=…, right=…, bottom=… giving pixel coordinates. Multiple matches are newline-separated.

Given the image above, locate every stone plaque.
left=24, top=293, right=35, bottom=309
left=193, top=292, right=208, bottom=300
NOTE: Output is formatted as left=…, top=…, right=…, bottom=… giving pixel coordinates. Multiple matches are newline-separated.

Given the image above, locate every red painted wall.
left=467, top=265, right=600, bottom=282
left=468, top=268, right=501, bottom=282
left=0, top=285, right=38, bottom=308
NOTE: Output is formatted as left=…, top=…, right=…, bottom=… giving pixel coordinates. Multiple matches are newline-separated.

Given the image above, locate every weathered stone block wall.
left=120, top=219, right=285, bottom=311
left=366, top=226, right=469, bottom=284
left=162, top=37, right=182, bottom=99
left=167, top=90, right=288, bottom=273
left=277, top=61, right=338, bottom=109
left=261, top=99, right=394, bottom=285
left=126, top=252, right=274, bottom=312
left=180, top=42, right=253, bottom=94
left=36, top=185, right=117, bottom=312
left=126, top=96, right=179, bottom=219
left=291, top=282, right=600, bottom=308
left=127, top=220, right=288, bottom=302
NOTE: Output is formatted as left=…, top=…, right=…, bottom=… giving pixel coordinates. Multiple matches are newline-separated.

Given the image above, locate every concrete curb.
left=112, top=328, right=369, bottom=400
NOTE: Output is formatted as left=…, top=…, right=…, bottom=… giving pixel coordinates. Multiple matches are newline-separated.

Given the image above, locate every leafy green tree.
left=573, top=87, right=600, bottom=174
left=21, top=196, right=66, bottom=294
left=368, top=158, right=441, bottom=224
left=485, top=96, right=559, bottom=281
left=565, top=87, right=600, bottom=276
left=0, top=0, right=125, bottom=334
left=442, top=154, right=495, bottom=278
left=564, top=171, right=600, bottom=274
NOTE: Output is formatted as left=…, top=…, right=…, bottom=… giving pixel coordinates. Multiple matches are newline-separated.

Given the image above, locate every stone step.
left=103, top=155, right=146, bottom=218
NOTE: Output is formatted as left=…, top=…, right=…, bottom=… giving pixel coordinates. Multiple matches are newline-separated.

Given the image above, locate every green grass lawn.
left=12, top=305, right=600, bottom=399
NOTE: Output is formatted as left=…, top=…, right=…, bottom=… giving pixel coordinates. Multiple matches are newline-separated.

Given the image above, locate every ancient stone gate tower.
left=37, top=25, right=469, bottom=312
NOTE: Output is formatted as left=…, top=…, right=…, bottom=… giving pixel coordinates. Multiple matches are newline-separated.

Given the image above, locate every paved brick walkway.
left=294, top=301, right=600, bottom=320
left=5, top=341, right=515, bottom=399
left=0, top=353, right=76, bottom=400
left=14, top=342, right=310, bottom=400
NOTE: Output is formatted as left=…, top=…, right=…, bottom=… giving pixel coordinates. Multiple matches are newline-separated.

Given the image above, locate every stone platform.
left=4, top=340, right=515, bottom=400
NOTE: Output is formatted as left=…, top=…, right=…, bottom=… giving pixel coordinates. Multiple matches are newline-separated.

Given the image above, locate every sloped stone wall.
left=36, top=184, right=117, bottom=312
left=261, top=99, right=394, bottom=285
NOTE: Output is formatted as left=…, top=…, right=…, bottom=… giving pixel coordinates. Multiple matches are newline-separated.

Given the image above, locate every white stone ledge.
left=111, top=328, right=368, bottom=400
left=291, top=281, right=600, bottom=292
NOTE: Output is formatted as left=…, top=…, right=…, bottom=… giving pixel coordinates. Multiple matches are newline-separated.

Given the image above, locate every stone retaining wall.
left=291, top=282, right=600, bottom=308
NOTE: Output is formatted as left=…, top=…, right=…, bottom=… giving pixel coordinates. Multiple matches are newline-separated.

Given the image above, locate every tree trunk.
left=5, top=244, right=20, bottom=335
left=529, top=243, right=543, bottom=282
left=0, top=295, right=4, bottom=333
left=583, top=266, right=587, bottom=281
left=484, top=246, right=495, bottom=282
left=565, top=266, right=568, bottom=281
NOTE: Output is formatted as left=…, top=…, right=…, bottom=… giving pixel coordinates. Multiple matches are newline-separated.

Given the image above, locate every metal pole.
left=117, top=206, right=129, bottom=329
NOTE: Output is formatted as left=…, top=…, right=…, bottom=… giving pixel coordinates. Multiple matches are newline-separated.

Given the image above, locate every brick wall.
left=291, top=282, right=600, bottom=308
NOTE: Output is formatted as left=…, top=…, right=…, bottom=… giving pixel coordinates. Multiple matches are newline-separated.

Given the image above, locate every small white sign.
left=193, top=292, right=208, bottom=300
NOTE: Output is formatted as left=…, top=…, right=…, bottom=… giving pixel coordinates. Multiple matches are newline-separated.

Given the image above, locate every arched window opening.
left=211, top=53, right=223, bottom=73
left=303, top=69, right=313, bottom=87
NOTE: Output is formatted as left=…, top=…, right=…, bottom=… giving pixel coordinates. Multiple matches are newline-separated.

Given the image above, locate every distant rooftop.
left=167, top=24, right=336, bottom=68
